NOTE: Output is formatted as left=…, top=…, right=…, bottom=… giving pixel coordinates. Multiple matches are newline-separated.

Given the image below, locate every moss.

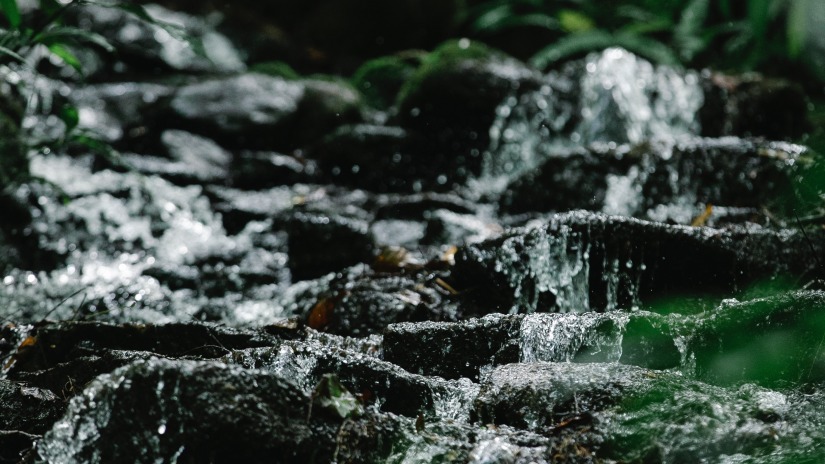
left=351, top=53, right=422, bottom=109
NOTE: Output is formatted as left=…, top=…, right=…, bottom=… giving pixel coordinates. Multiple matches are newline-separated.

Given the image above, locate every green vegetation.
left=462, top=0, right=825, bottom=83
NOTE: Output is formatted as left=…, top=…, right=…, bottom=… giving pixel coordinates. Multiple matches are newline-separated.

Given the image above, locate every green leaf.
left=787, top=0, right=809, bottom=58
left=0, top=43, right=25, bottom=62
left=1, top=0, right=21, bottom=29
left=48, top=43, right=82, bottom=72
left=674, top=0, right=710, bottom=61
left=59, top=104, right=80, bottom=133
left=558, top=9, right=594, bottom=33
left=530, top=30, right=614, bottom=69
left=470, top=4, right=514, bottom=32
left=36, top=26, right=115, bottom=53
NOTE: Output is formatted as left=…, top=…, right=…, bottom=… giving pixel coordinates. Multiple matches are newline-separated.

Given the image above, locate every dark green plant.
left=0, top=0, right=185, bottom=188
left=463, top=0, right=825, bottom=81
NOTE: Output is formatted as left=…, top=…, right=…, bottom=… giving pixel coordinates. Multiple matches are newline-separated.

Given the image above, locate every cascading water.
left=474, top=47, right=704, bottom=199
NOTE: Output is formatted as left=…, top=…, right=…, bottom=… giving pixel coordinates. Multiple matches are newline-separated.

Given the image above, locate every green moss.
left=351, top=54, right=421, bottom=109
left=396, top=38, right=504, bottom=106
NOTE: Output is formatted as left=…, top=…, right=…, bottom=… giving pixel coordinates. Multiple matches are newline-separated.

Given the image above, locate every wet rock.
left=384, top=314, right=522, bottom=381
left=283, top=210, right=374, bottom=281
left=231, top=335, right=477, bottom=420
left=36, top=359, right=341, bottom=462
left=423, top=209, right=504, bottom=246
left=167, top=74, right=364, bottom=151
left=230, top=150, right=318, bottom=189
left=0, top=431, right=38, bottom=464
left=168, top=73, right=305, bottom=149
left=473, top=362, right=647, bottom=430
left=396, top=40, right=543, bottom=182
left=69, top=82, right=174, bottom=145
left=312, top=124, right=422, bottom=192
left=67, top=3, right=244, bottom=75
left=455, top=211, right=825, bottom=314
left=374, top=192, right=477, bottom=220
left=0, top=381, right=65, bottom=434
left=700, top=72, right=809, bottom=139
left=294, top=78, right=364, bottom=143
left=125, top=130, right=232, bottom=185
left=298, top=270, right=459, bottom=337
left=352, top=54, right=422, bottom=109
left=499, top=145, right=627, bottom=215
left=500, top=138, right=807, bottom=219
left=5, top=321, right=280, bottom=381
left=688, top=290, right=825, bottom=387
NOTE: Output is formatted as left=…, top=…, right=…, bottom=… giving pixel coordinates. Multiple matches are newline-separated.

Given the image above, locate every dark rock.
left=298, top=271, right=458, bottom=337
left=473, top=363, right=647, bottom=430
left=500, top=138, right=808, bottom=220
left=167, top=73, right=365, bottom=151
left=36, top=359, right=342, bottom=462
left=455, top=211, right=825, bottom=314
left=374, top=192, right=477, bottom=220
left=700, top=72, right=810, bottom=140
left=688, top=290, right=825, bottom=387
left=230, top=336, right=477, bottom=420
left=351, top=53, right=422, bottom=109
left=499, top=145, right=628, bottom=215
left=311, top=124, right=422, bottom=192
left=396, top=40, right=542, bottom=182
left=294, top=78, right=364, bottom=143
left=0, top=381, right=65, bottom=434
left=230, top=150, right=318, bottom=189
left=124, top=130, right=232, bottom=185
left=284, top=210, right=374, bottom=281
left=0, top=430, right=39, bottom=464
left=6, top=321, right=280, bottom=378
left=69, top=82, right=174, bottom=145
left=168, top=73, right=305, bottom=149
left=384, top=314, right=522, bottom=381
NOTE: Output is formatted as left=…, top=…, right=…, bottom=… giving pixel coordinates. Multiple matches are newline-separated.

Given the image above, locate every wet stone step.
left=455, top=210, right=825, bottom=314
left=501, top=137, right=809, bottom=219
left=385, top=290, right=825, bottom=385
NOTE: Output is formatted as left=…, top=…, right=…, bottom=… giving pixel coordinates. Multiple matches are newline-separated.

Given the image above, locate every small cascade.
left=474, top=47, right=704, bottom=198
left=519, top=312, right=627, bottom=363
left=575, top=47, right=703, bottom=145
left=492, top=223, right=591, bottom=314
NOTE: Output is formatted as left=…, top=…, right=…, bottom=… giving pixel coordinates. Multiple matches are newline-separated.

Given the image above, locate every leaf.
left=787, top=0, right=810, bottom=58
left=470, top=3, right=514, bottom=32
left=36, top=27, right=115, bottom=53
left=1, top=0, right=21, bottom=29
left=59, top=103, right=80, bottom=133
left=48, top=43, right=82, bottom=73
left=674, top=0, right=710, bottom=60
left=558, top=9, right=594, bottom=33
left=530, top=29, right=614, bottom=69
left=0, top=43, right=25, bottom=62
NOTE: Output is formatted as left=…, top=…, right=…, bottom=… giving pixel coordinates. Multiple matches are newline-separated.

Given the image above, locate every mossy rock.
left=395, top=39, right=542, bottom=179
left=351, top=53, right=423, bottom=109
left=249, top=60, right=301, bottom=80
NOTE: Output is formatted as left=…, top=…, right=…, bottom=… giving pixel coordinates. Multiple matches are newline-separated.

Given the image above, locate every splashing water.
left=474, top=48, right=704, bottom=195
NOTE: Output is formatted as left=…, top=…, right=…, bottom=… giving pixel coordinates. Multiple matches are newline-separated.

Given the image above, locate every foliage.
left=462, top=0, right=825, bottom=82
left=0, top=0, right=183, bottom=188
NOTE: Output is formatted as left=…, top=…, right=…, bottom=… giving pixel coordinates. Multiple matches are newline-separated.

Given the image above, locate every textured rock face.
left=1, top=2, right=823, bottom=459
